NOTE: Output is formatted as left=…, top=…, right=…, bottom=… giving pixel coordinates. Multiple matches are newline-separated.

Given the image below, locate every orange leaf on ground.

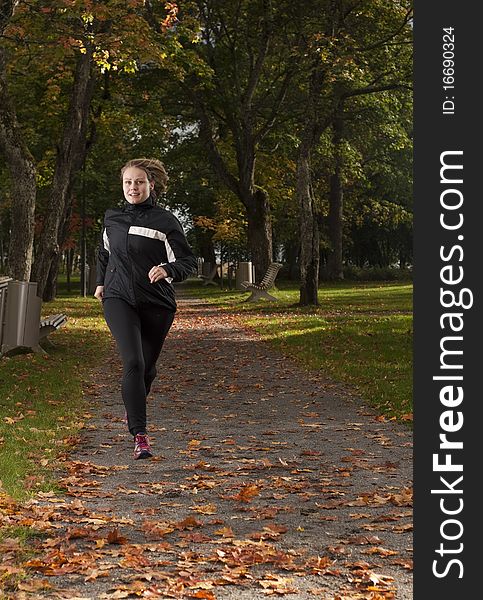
left=232, top=484, right=261, bottom=502
left=107, top=528, right=128, bottom=545
left=175, top=516, right=204, bottom=530
left=189, top=591, right=216, bottom=599
left=214, top=526, right=234, bottom=538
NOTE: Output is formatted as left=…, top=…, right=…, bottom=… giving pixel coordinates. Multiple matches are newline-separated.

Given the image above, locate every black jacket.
left=96, top=197, right=197, bottom=311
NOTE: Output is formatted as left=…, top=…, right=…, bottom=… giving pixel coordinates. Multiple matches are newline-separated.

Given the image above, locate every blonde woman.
left=95, top=158, right=197, bottom=459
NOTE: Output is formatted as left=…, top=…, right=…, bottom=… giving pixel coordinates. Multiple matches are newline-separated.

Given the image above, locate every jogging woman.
left=95, top=158, right=197, bottom=459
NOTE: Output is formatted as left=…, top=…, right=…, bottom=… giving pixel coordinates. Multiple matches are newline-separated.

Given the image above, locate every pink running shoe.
left=133, top=433, right=153, bottom=460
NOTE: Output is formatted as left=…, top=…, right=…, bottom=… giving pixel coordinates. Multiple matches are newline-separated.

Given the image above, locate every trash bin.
left=236, top=261, right=255, bottom=290
left=1, top=281, right=42, bottom=355
left=0, top=277, right=12, bottom=349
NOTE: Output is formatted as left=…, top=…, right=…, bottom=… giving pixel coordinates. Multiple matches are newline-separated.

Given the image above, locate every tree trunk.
left=32, top=45, right=96, bottom=297
left=66, top=248, right=73, bottom=293
left=42, top=192, right=75, bottom=301
left=194, top=93, right=273, bottom=283
left=246, top=188, right=273, bottom=279
left=0, top=47, right=37, bottom=281
left=0, top=228, right=4, bottom=272
left=283, top=240, right=299, bottom=280
left=197, top=232, right=217, bottom=266
left=327, top=114, right=344, bottom=280
left=297, top=139, right=319, bottom=306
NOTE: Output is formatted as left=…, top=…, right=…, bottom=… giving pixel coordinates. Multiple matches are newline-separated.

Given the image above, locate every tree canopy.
left=0, top=0, right=413, bottom=303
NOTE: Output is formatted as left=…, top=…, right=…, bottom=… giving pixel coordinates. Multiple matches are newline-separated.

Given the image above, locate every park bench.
left=39, top=313, right=68, bottom=347
left=198, top=264, right=218, bottom=286
left=240, top=262, right=283, bottom=302
left=0, top=278, right=67, bottom=357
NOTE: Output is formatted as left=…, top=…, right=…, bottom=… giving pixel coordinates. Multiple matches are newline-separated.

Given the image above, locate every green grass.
left=178, top=278, right=413, bottom=421
left=0, top=296, right=110, bottom=500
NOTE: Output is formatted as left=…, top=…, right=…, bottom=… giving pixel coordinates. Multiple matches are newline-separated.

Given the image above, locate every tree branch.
left=356, top=7, right=413, bottom=52
left=186, top=84, right=241, bottom=198
left=342, top=82, right=412, bottom=100
left=254, top=65, right=294, bottom=143
left=243, top=0, right=272, bottom=109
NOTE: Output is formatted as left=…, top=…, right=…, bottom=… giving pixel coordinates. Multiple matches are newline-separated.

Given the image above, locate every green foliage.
left=0, top=0, right=413, bottom=284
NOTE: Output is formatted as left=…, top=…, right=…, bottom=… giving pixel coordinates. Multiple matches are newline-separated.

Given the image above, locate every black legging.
left=103, top=298, right=175, bottom=436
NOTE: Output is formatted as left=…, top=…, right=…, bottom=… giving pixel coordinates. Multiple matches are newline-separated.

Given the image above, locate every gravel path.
left=22, top=297, right=412, bottom=599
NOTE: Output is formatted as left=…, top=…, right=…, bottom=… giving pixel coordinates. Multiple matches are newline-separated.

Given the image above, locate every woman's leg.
left=138, top=305, right=175, bottom=397
left=103, top=298, right=147, bottom=435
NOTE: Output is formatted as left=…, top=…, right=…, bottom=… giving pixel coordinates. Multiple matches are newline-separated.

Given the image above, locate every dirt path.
left=18, top=297, right=412, bottom=599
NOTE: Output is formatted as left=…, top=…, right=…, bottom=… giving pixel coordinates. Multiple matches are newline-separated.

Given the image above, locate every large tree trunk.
left=326, top=114, right=344, bottom=280
left=196, top=230, right=217, bottom=266
left=197, top=111, right=273, bottom=279
left=245, top=189, right=273, bottom=279
left=297, top=138, right=319, bottom=306
left=32, top=45, right=96, bottom=298
left=42, top=191, right=75, bottom=301
left=0, top=47, right=37, bottom=281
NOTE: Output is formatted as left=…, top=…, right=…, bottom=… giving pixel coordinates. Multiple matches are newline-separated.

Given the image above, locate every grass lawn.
left=178, top=278, right=413, bottom=422
left=0, top=293, right=110, bottom=500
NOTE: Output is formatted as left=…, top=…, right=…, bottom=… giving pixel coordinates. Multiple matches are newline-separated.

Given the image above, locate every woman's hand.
left=148, top=265, right=168, bottom=283
left=94, top=285, right=104, bottom=301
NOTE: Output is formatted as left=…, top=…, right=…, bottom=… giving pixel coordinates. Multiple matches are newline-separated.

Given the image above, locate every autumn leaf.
left=214, top=526, right=234, bottom=538
left=106, top=528, right=128, bottom=545
left=347, top=535, right=382, bottom=545
left=17, top=579, right=53, bottom=592
left=232, top=484, right=261, bottom=502
left=175, top=516, right=204, bottom=530
left=189, top=503, right=217, bottom=515
left=189, top=591, right=216, bottom=599
left=259, top=574, right=298, bottom=595
left=142, top=520, right=175, bottom=538
left=362, top=546, right=399, bottom=557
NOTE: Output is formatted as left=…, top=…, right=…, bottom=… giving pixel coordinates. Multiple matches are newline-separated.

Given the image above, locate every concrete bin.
left=0, top=277, right=12, bottom=349
left=1, top=281, right=42, bottom=355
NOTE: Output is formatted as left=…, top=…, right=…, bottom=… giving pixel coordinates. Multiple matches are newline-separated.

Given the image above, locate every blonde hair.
left=121, top=158, right=168, bottom=197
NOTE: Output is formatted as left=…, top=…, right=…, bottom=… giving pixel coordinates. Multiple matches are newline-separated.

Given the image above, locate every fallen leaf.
left=107, top=529, right=128, bottom=545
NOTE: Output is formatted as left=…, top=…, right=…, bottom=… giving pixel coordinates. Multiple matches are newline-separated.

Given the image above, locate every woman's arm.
left=161, top=216, right=198, bottom=282
left=95, top=221, right=110, bottom=295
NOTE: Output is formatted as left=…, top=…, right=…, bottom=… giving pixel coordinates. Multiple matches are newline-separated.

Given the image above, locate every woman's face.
left=122, top=166, right=154, bottom=204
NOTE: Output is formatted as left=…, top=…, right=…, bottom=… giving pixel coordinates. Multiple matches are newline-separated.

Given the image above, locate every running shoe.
left=133, top=433, right=153, bottom=460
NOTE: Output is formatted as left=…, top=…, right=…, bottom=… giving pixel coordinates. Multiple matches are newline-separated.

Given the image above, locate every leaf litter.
left=0, top=298, right=412, bottom=599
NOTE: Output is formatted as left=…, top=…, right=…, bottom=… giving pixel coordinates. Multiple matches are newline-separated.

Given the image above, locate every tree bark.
left=42, top=190, right=75, bottom=301
left=297, top=137, right=319, bottom=306
left=66, top=248, right=73, bottom=293
left=246, top=188, right=273, bottom=278
left=32, top=44, right=96, bottom=298
left=0, top=47, right=37, bottom=281
left=326, top=113, right=344, bottom=280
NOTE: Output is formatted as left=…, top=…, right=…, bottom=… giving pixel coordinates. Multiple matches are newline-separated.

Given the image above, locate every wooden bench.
left=39, top=313, right=68, bottom=347
left=240, top=262, right=283, bottom=302
left=198, top=264, right=218, bottom=286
